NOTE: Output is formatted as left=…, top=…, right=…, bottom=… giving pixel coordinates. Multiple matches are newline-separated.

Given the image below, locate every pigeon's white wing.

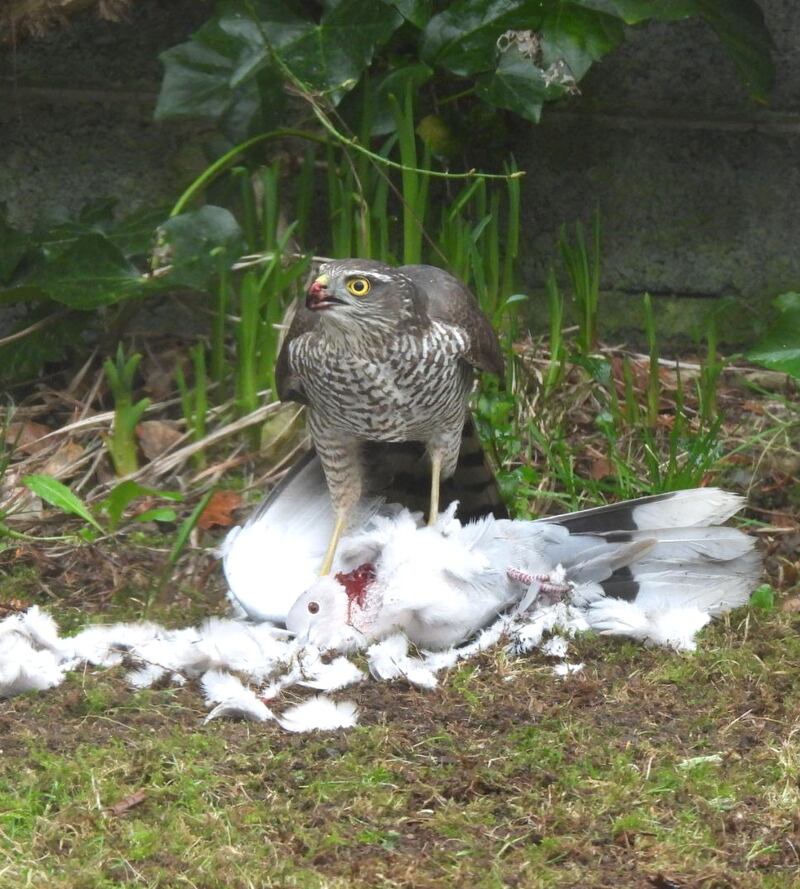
left=223, top=452, right=382, bottom=624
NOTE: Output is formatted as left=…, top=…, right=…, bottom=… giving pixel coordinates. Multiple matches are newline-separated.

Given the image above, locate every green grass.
left=1, top=590, right=799, bottom=887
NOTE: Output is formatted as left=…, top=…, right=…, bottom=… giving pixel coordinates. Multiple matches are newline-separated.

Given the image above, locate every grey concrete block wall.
left=512, top=1, right=800, bottom=340
left=0, top=1, right=210, bottom=227
left=1, top=0, right=797, bottom=343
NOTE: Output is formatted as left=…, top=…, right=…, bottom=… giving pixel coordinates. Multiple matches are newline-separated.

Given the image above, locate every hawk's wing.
left=275, top=298, right=319, bottom=404
left=400, top=264, right=504, bottom=378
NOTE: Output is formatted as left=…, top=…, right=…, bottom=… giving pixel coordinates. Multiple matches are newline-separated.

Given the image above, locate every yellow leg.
left=428, top=452, right=442, bottom=527
left=320, top=511, right=347, bottom=576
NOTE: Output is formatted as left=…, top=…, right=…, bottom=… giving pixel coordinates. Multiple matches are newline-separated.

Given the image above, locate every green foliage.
left=154, top=0, right=774, bottom=142
left=176, top=345, right=209, bottom=468
left=560, top=210, right=601, bottom=355
left=0, top=202, right=160, bottom=308
left=748, top=292, right=800, bottom=378
left=0, top=203, right=165, bottom=380
left=98, top=481, right=183, bottom=531
left=103, top=346, right=151, bottom=477
left=154, top=205, right=245, bottom=288
left=21, top=475, right=104, bottom=534
left=168, top=490, right=215, bottom=570
left=749, top=583, right=776, bottom=611
left=4, top=476, right=183, bottom=547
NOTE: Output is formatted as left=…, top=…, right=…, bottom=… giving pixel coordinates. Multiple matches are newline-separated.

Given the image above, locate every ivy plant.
left=155, top=0, right=774, bottom=141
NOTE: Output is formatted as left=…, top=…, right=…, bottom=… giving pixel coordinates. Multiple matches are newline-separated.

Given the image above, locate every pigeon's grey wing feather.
left=399, top=264, right=504, bottom=377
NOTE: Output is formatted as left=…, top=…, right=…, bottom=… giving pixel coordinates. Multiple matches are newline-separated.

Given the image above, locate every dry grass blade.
left=88, top=400, right=283, bottom=495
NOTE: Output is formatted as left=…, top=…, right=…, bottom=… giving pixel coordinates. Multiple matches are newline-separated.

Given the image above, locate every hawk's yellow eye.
left=346, top=277, right=371, bottom=297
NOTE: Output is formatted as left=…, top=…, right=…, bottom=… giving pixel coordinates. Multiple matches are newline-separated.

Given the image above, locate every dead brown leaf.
left=587, top=455, right=612, bottom=480
left=5, top=421, right=53, bottom=455
left=0, top=599, right=30, bottom=615
left=198, top=490, right=244, bottom=530
left=136, top=420, right=183, bottom=461
left=107, top=789, right=147, bottom=817
left=40, top=441, right=86, bottom=479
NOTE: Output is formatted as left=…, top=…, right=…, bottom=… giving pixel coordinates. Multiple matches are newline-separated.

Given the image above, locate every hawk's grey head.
left=305, top=259, right=423, bottom=333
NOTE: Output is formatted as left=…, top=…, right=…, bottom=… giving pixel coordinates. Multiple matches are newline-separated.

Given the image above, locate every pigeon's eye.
left=307, top=601, right=320, bottom=614
left=346, top=277, right=370, bottom=297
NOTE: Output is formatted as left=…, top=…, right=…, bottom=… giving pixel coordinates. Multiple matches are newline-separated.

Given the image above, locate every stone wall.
left=1, top=0, right=797, bottom=343
left=513, top=0, right=800, bottom=341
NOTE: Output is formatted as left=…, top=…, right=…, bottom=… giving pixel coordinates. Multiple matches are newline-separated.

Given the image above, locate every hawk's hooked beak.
left=306, top=274, right=340, bottom=311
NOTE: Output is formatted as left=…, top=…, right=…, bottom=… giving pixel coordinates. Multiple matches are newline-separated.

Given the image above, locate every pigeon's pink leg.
left=507, top=568, right=571, bottom=596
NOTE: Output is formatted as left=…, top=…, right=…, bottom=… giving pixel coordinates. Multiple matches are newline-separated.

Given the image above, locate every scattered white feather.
left=587, top=600, right=710, bottom=651
left=278, top=696, right=358, bottom=732
left=299, top=655, right=365, bottom=691
left=191, top=618, right=293, bottom=680
left=508, top=603, right=587, bottom=656
left=552, top=662, right=585, bottom=677
left=541, top=635, right=570, bottom=658
left=645, top=607, right=711, bottom=652
left=201, top=670, right=274, bottom=723
left=261, top=663, right=303, bottom=701
left=15, top=606, right=64, bottom=653
left=126, top=664, right=167, bottom=689
left=0, top=632, right=65, bottom=696
left=368, top=635, right=439, bottom=689
left=65, top=622, right=165, bottom=667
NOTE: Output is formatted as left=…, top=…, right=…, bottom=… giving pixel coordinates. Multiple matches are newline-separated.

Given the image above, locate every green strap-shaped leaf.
left=22, top=475, right=105, bottom=533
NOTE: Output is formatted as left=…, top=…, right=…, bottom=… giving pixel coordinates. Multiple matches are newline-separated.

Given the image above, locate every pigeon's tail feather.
left=541, top=488, right=744, bottom=534
left=525, top=490, right=761, bottom=614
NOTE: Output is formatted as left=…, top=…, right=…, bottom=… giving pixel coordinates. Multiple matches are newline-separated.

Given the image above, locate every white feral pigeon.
left=224, top=453, right=761, bottom=651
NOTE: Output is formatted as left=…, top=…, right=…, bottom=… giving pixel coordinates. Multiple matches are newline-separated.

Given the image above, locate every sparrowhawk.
left=275, top=259, right=504, bottom=574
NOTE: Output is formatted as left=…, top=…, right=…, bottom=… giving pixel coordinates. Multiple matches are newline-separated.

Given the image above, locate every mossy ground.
left=1, top=346, right=798, bottom=887
left=1, top=542, right=799, bottom=888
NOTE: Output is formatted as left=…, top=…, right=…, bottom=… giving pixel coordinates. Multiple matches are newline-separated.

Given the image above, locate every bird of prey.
left=275, top=259, right=504, bottom=575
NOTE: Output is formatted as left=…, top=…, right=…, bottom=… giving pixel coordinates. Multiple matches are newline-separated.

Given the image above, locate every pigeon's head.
left=287, top=562, right=379, bottom=652
left=286, top=577, right=349, bottom=648
left=305, top=260, right=422, bottom=332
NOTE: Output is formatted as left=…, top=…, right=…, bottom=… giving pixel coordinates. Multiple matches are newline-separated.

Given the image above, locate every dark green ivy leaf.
left=698, top=0, right=774, bottom=103
left=0, top=210, right=30, bottom=284
left=26, top=234, right=143, bottom=310
left=156, top=206, right=245, bottom=290
left=229, top=0, right=405, bottom=103
left=540, top=4, right=624, bottom=81
left=747, top=292, right=800, bottom=379
left=423, top=0, right=772, bottom=105
left=476, top=46, right=555, bottom=123
left=155, top=16, right=279, bottom=141
left=421, top=0, right=543, bottom=76
left=388, top=0, right=434, bottom=28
